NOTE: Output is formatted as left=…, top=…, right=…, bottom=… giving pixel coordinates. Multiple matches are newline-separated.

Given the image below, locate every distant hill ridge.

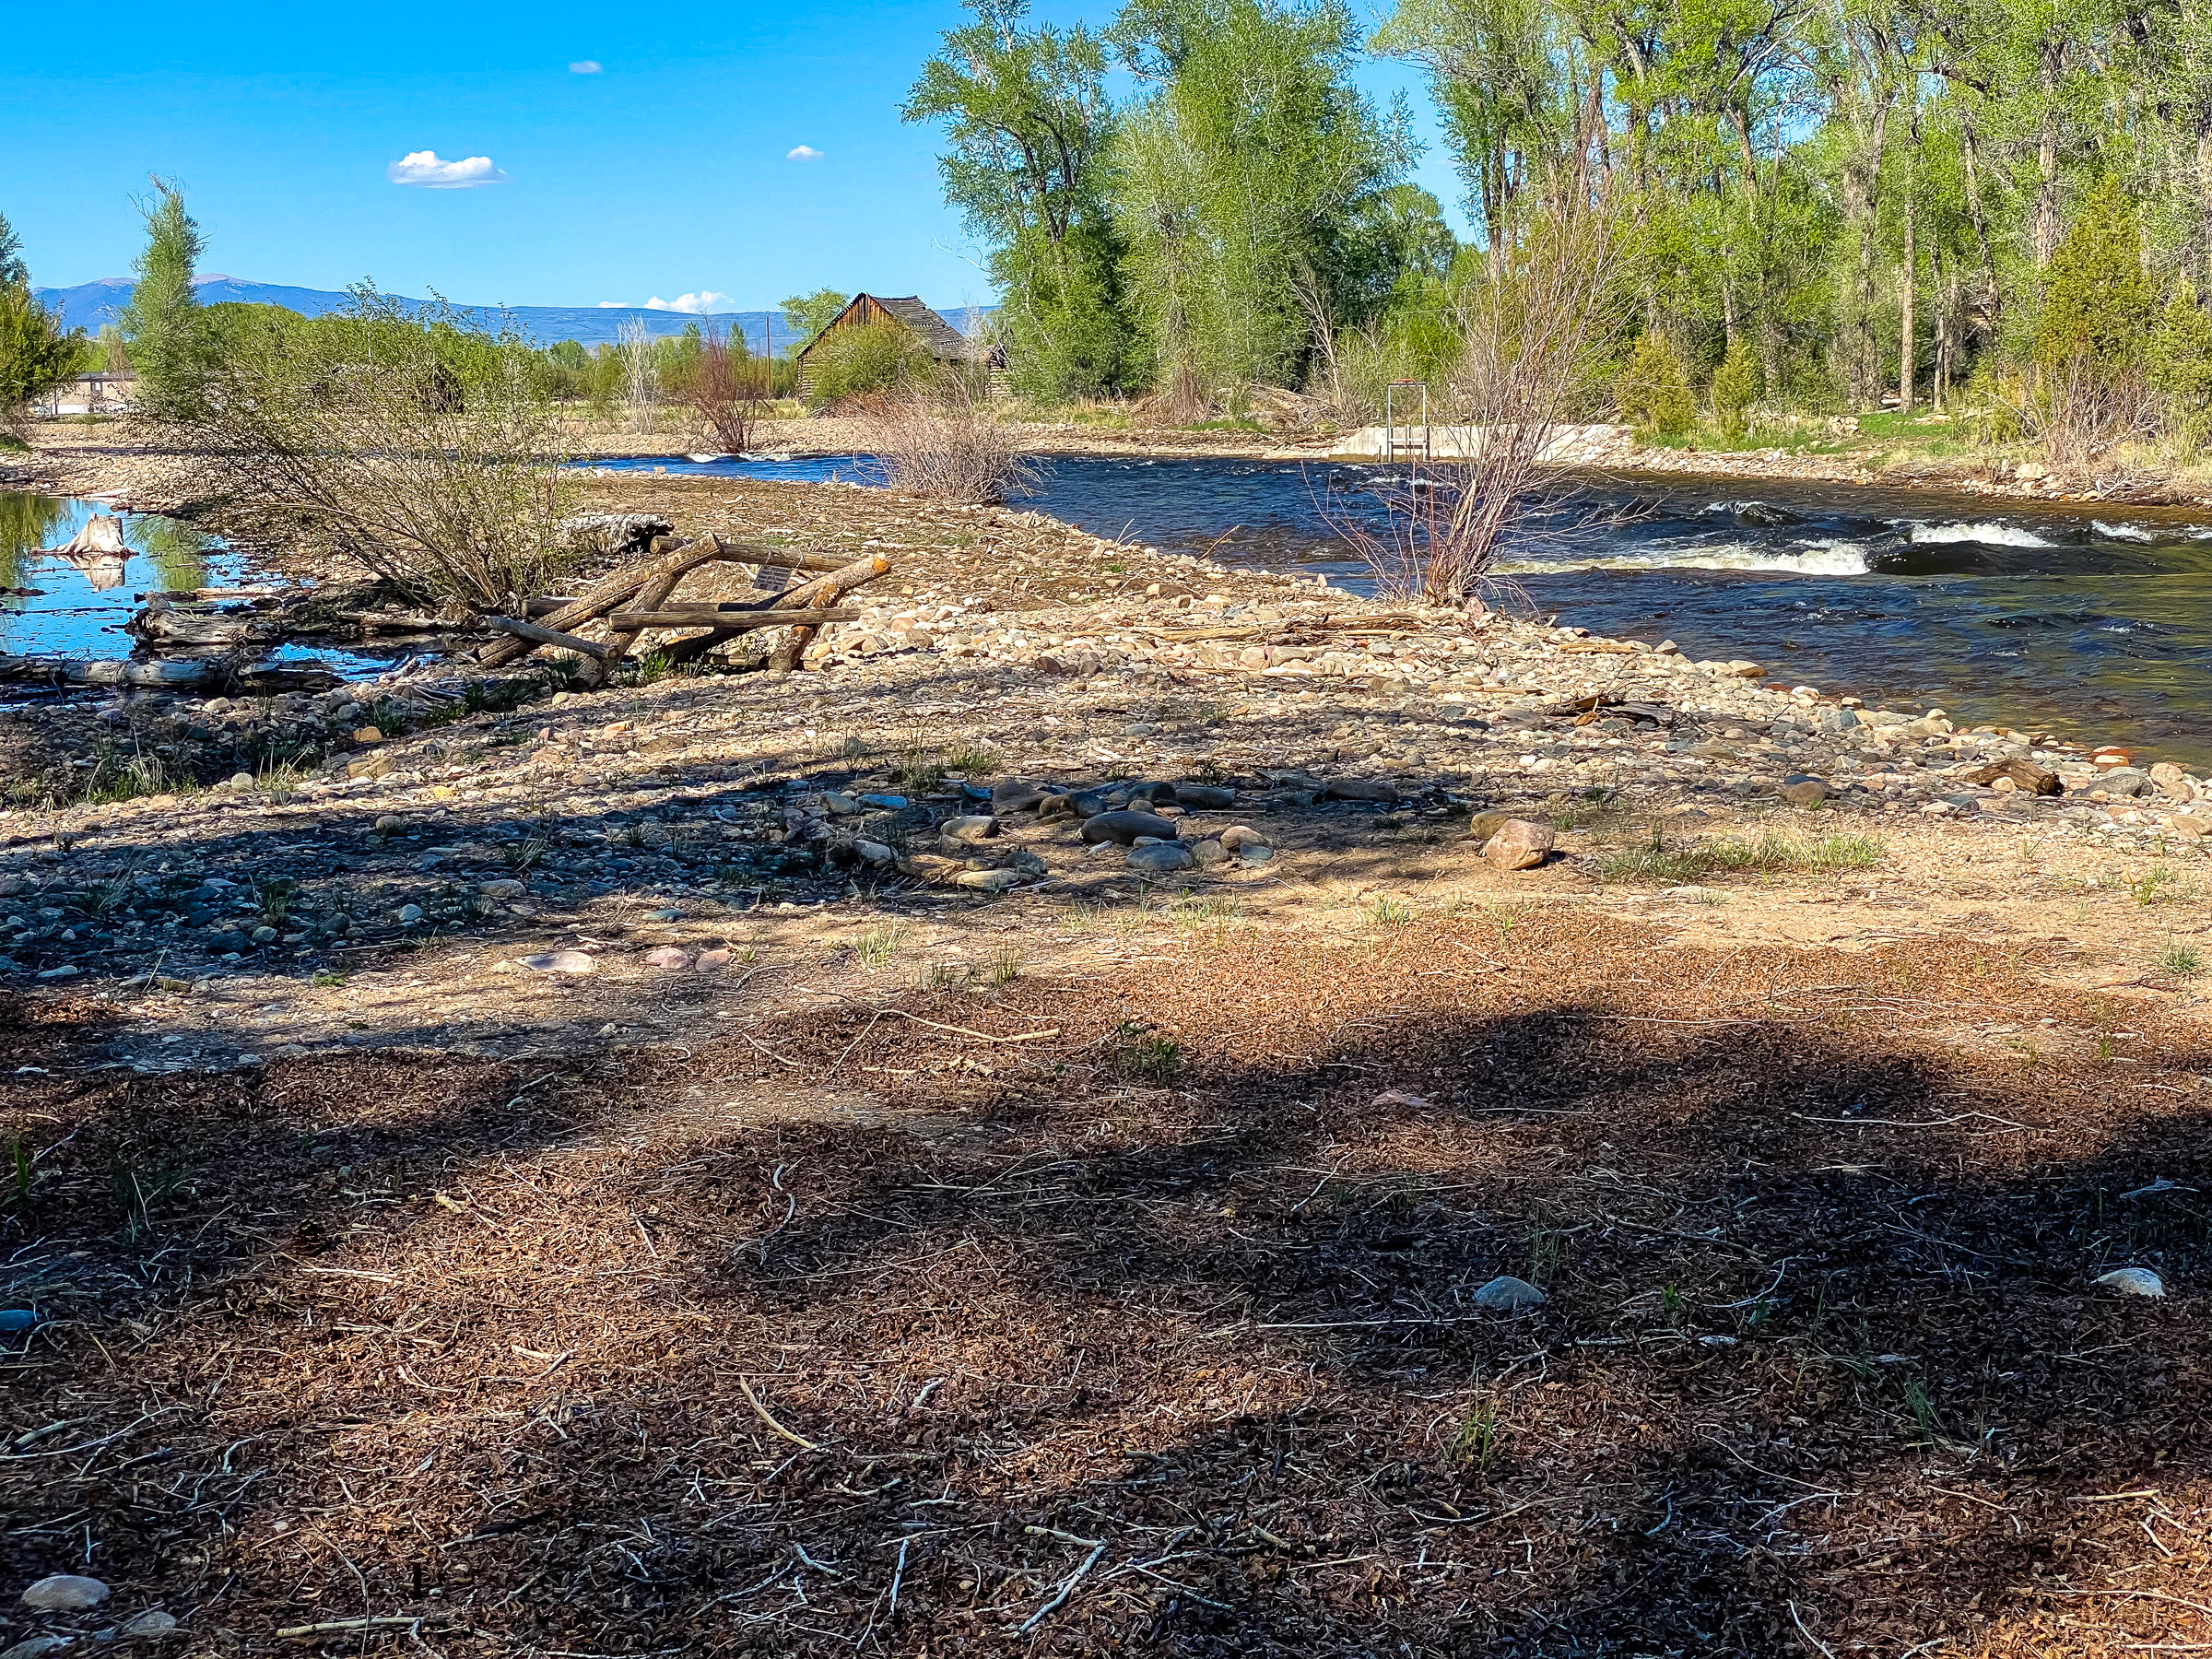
left=31, top=276, right=986, bottom=356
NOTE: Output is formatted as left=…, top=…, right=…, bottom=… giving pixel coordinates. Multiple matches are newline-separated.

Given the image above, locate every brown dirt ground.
left=5, top=907, right=2209, bottom=1656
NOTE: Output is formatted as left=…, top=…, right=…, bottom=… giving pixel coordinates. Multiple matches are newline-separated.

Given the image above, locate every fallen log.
left=482, top=615, right=614, bottom=662
left=474, top=535, right=843, bottom=669
left=131, top=596, right=276, bottom=648
left=338, top=610, right=449, bottom=631
left=605, top=606, right=860, bottom=630
left=767, top=551, right=893, bottom=613
left=0, top=654, right=222, bottom=689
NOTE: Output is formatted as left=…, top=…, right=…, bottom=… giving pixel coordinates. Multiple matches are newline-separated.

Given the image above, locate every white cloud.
left=570, top=60, right=603, bottom=74
left=597, top=300, right=629, bottom=309
left=645, top=291, right=733, bottom=313
left=787, top=145, right=823, bottom=161
left=387, top=151, right=509, bottom=188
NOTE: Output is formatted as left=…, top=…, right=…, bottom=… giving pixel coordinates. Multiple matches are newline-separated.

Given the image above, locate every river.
left=596, top=452, right=2212, bottom=763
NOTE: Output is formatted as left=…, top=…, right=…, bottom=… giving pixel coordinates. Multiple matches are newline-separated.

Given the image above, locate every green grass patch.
left=1597, top=829, right=1883, bottom=883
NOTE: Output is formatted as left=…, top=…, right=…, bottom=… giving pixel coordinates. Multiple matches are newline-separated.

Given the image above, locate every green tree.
left=0, top=210, right=26, bottom=288
left=118, top=178, right=207, bottom=418
left=1614, top=330, right=1695, bottom=436
left=2149, top=283, right=2212, bottom=452
left=0, top=285, right=85, bottom=437
left=906, top=0, right=1134, bottom=397
left=1711, top=335, right=1761, bottom=439
left=2035, top=175, right=2153, bottom=372
left=779, top=289, right=852, bottom=347
left=1106, top=0, right=1414, bottom=405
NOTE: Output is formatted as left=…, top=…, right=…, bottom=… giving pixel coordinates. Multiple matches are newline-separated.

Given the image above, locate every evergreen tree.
left=1615, top=332, right=1695, bottom=437
left=0, top=210, right=26, bottom=288
left=0, top=285, right=86, bottom=438
left=2149, top=283, right=2212, bottom=452
left=2035, top=176, right=2154, bottom=372
left=1711, top=337, right=1762, bottom=441
left=119, top=178, right=207, bottom=418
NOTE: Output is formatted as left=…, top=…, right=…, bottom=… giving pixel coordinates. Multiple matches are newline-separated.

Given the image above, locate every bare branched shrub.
left=688, top=322, right=770, bottom=454
left=858, top=377, right=1037, bottom=504
left=2018, top=354, right=2159, bottom=476
left=618, top=316, right=658, bottom=434
left=165, top=290, right=571, bottom=611
left=1331, top=192, right=1628, bottom=608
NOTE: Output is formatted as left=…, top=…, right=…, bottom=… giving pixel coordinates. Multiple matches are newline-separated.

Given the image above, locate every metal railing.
left=1382, top=380, right=1430, bottom=464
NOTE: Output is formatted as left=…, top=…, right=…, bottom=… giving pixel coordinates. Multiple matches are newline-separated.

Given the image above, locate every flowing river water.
left=599, top=453, right=2212, bottom=764
left=9, top=453, right=2210, bottom=764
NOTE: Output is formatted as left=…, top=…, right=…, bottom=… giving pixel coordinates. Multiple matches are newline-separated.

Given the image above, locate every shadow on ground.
left=4, top=911, right=2206, bottom=1656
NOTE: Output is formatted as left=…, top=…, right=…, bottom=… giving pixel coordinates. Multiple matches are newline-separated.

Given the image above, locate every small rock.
left=645, top=907, right=682, bottom=923
left=857, top=794, right=909, bottom=810
left=1127, top=842, right=1195, bottom=874
left=227, top=771, right=253, bottom=791
left=642, top=946, right=692, bottom=970
left=520, top=949, right=596, bottom=974
left=693, top=947, right=735, bottom=971
left=1467, top=809, right=1513, bottom=846
left=249, top=925, right=276, bottom=945
left=1239, top=843, right=1275, bottom=865
left=820, top=790, right=863, bottom=816
left=2169, top=814, right=2211, bottom=838
left=1126, top=781, right=1179, bottom=806
left=1192, top=839, right=1228, bottom=866
left=2095, top=1266, right=2164, bottom=1298
left=953, top=867, right=1024, bottom=891
left=1174, top=783, right=1237, bottom=809
left=853, top=840, right=896, bottom=865
left=1779, top=774, right=1837, bottom=806
left=1483, top=818, right=1554, bottom=871
left=22, top=1574, right=109, bottom=1612
left=2149, top=761, right=2196, bottom=800
left=2, top=1637, right=72, bottom=1659
left=1036, top=794, right=1080, bottom=819
left=2098, top=768, right=2149, bottom=799
left=394, top=904, right=425, bottom=926
left=941, top=815, right=1000, bottom=845
left=1663, top=885, right=1727, bottom=902
left=0, top=1311, right=37, bottom=1332
left=353, top=725, right=384, bottom=743
left=116, top=1609, right=179, bottom=1641
left=990, top=781, right=1047, bottom=812
left=372, top=815, right=407, bottom=836
left=479, top=878, right=526, bottom=899
left=1321, top=778, right=1401, bottom=804
left=1080, top=810, right=1180, bottom=846
left=1217, top=824, right=1267, bottom=852
left=1470, top=1276, right=1547, bottom=1311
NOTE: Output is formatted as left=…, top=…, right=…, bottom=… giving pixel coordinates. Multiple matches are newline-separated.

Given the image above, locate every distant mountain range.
left=31, top=276, right=986, bottom=355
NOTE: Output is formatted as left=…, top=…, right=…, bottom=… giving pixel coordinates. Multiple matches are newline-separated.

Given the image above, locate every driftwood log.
left=476, top=533, right=889, bottom=678
left=483, top=615, right=615, bottom=661
left=474, top=535, right=845, bottom=671
left=605, top=606, right=860, bottom=630
left=129, top=596, right=276, bottom=648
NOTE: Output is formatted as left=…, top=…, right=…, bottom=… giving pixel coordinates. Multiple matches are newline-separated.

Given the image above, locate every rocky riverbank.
left=0, top=448, right=2206, bottom=1056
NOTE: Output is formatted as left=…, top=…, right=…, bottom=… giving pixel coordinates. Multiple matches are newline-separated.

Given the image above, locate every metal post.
left=1382, top=381, right=1430, bottom=464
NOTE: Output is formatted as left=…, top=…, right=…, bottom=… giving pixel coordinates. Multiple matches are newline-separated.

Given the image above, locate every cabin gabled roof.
left=798, top=293, right=978, bottom=361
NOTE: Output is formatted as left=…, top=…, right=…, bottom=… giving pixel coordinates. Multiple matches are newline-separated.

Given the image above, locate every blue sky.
left=2, top=2, right=1468, bottom=312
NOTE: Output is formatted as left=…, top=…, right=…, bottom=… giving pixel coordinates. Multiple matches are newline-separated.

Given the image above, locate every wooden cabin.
left=794, top=294, right=1005, bottom=399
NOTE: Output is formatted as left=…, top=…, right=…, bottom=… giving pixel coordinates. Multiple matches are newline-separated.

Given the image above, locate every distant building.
left=45, top=371, right=138, bottom=418
left=794, top=294, right=1004, bottom=398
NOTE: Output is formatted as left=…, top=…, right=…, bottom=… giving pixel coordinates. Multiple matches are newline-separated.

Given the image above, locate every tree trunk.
left=1959, top=114, right=2002, bottom=337
left=2034, top=36, right=2065, bottom=269
left=1899, top=191, right=1917, bottom=414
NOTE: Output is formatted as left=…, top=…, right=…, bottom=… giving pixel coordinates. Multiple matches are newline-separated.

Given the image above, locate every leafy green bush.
left=805, top=320, right=937, bottom=408
left=1711, top=337, right=1761, bottom=442
left=1614, top=331, right=1694, bottom=438
left=2035, top=176, right=2154, bottom=374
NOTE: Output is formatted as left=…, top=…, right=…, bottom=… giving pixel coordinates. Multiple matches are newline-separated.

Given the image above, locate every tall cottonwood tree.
left=904, top=0, right=1133, bottom=396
